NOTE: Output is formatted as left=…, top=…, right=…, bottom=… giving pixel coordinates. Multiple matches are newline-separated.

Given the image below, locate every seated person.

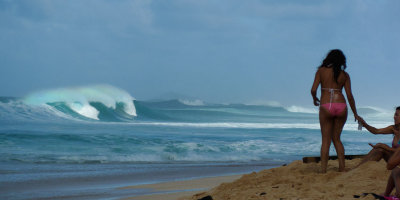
left=356, top=106, right=400, bottom=167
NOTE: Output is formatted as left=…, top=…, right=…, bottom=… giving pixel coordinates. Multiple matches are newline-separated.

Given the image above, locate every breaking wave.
left=0, top=89, right=392, bottom=124
left=285, top=105, right=318, bottom=114
left=22, top=85, right=136, bottom=120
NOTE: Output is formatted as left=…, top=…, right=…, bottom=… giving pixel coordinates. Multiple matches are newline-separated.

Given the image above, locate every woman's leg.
left=319, top=107, right=334, bottom=173
left=383, top=151, right=394, bottom=163
left=356, top=148, right=385, bottom=167
left=384, top=170, right=395, bottom=196
left=332, top=108, right=348, bottom=172
left=392, top=167, right=400, bottom=197
left=356, top=145, right=393, bottom=168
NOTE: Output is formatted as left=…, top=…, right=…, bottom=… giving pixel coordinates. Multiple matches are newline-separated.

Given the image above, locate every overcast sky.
left=0, top=0, right=399, bottom=108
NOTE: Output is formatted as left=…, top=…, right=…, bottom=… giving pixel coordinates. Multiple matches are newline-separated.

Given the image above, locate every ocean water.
left=0, top=86, right=395, bottom=199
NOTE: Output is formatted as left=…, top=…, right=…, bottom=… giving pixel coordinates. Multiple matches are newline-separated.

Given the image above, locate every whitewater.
left=0, top=85, right=396, bottom=199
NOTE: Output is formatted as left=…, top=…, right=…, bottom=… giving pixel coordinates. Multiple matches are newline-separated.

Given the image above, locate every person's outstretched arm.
left=311, top=69, right=321, bottom=106
left=343, top=72, right=359, bottom=121
left=359, top=117, right=394, bottom=134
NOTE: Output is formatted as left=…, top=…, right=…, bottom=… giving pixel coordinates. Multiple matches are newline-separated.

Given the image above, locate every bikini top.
left=321, top=88, right=342, bottom=108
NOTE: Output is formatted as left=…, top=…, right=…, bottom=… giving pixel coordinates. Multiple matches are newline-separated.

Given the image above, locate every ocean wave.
left=0, top=137, right=315, bottom=164
left=285, top=105, right=318, bottom=114
left=131, top=122, right=321, bottom=129
left=0, top=100, right=77, bottom=121
left=124, top=121, right=391, bottom=131
left=2, top=134, right=387, bottom=164
left=1, top=92, right=393, bottom=124
left=356, top=106, right=393, bottom=118
left=178, top=99, right=205, bottom=106
left=23, top=85, right=136, bottom=120
left=67, top=102, right=100, bottom=120
left=244, top=100, right=282, bottom=107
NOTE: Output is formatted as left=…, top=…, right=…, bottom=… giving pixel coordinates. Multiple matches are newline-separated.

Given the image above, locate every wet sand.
left=119, top=175, right=242, bottom=200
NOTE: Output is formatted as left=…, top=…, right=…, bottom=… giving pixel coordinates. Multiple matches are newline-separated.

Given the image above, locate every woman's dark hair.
left=396, top=106, right=400, bottom=111
left=319, top=49, right=347, bottom=83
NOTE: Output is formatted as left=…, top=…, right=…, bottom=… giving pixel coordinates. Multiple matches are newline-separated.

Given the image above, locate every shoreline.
left=0, top=162, right=282, bottom=200
left=1, top=158, right=393, bottom=199
left=118, top=174, right=243, bottom=200
left=120, top=158, right=393, bottom=200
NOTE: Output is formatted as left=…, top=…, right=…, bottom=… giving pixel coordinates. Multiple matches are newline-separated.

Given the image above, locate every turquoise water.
left=0, top=86, right=395, bottom=199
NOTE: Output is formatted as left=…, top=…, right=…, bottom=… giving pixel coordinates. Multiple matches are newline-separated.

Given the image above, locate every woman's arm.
left=343, top=72, right=359, bottom=120
left=311, top=69, right=321, bottom=106
left=359, top=117, right=393, bottom=134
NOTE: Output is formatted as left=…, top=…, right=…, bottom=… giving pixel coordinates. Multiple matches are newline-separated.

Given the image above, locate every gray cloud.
left=0, top=0, right=399, bottom=108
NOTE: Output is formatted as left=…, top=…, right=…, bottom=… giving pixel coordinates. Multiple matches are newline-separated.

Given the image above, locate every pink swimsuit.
left=321, top=103, right=347, bottom=116
left=321, top=88, right=347, bottom=116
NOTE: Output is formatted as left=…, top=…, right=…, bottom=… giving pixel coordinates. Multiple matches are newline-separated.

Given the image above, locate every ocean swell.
left=0, top=90, right=392, bottom=124
left=23, top=85, right=136, bottom=121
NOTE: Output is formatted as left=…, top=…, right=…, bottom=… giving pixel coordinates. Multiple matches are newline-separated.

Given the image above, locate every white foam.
left=356, top=106, right=393, bottom=119
left=285, top=105, right=318, bottom=114
left=23, top=84, right=137, bottom=120
left=178, top=99, right=205, bottom=106
left=68, top=102, right=99, bottom=120
left=0, top=100, right=78, bottom=121
left=121, top=121, right=392, bottom=131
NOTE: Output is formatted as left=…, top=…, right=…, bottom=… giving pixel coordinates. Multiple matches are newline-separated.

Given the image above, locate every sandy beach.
left=120, top=158, right=393, bottom=200
left=119, top=175, right=242, bottom=200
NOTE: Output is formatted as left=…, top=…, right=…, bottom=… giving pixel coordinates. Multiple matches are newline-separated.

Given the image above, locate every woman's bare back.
left=318, top=67, right=348, bottom=104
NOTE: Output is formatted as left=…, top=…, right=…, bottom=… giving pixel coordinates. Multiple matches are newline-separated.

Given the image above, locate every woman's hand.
left=357, top=116, right=365, bottom=124
left=368, top=143, right=375, bottom=148
left=313, top=97, right=320, bottom=106
left=369, top=143, right=384, bottom=148
left=354, top=115, right=359, bottom=122
left=370, top=143, right=391, bottom=151
left=369, top=143, right=383, bottom=148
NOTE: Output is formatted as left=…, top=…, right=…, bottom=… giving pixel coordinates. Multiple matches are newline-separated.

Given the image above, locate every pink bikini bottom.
left=321, top=103, right=347, bottom=116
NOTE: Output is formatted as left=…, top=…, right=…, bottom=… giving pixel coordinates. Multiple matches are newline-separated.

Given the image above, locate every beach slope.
left=182, top=159, right=391, bottom=200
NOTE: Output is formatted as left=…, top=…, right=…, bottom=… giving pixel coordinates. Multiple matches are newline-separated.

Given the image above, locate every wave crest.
left=178, top=99, right=205, bottom=106
left=285, top=105, right=318, bottom=114
left=23, top=85, right=136, bottom=120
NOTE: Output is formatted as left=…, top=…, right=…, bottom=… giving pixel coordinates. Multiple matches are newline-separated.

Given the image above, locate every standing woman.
left=311, top=49, right=360, bottom=173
